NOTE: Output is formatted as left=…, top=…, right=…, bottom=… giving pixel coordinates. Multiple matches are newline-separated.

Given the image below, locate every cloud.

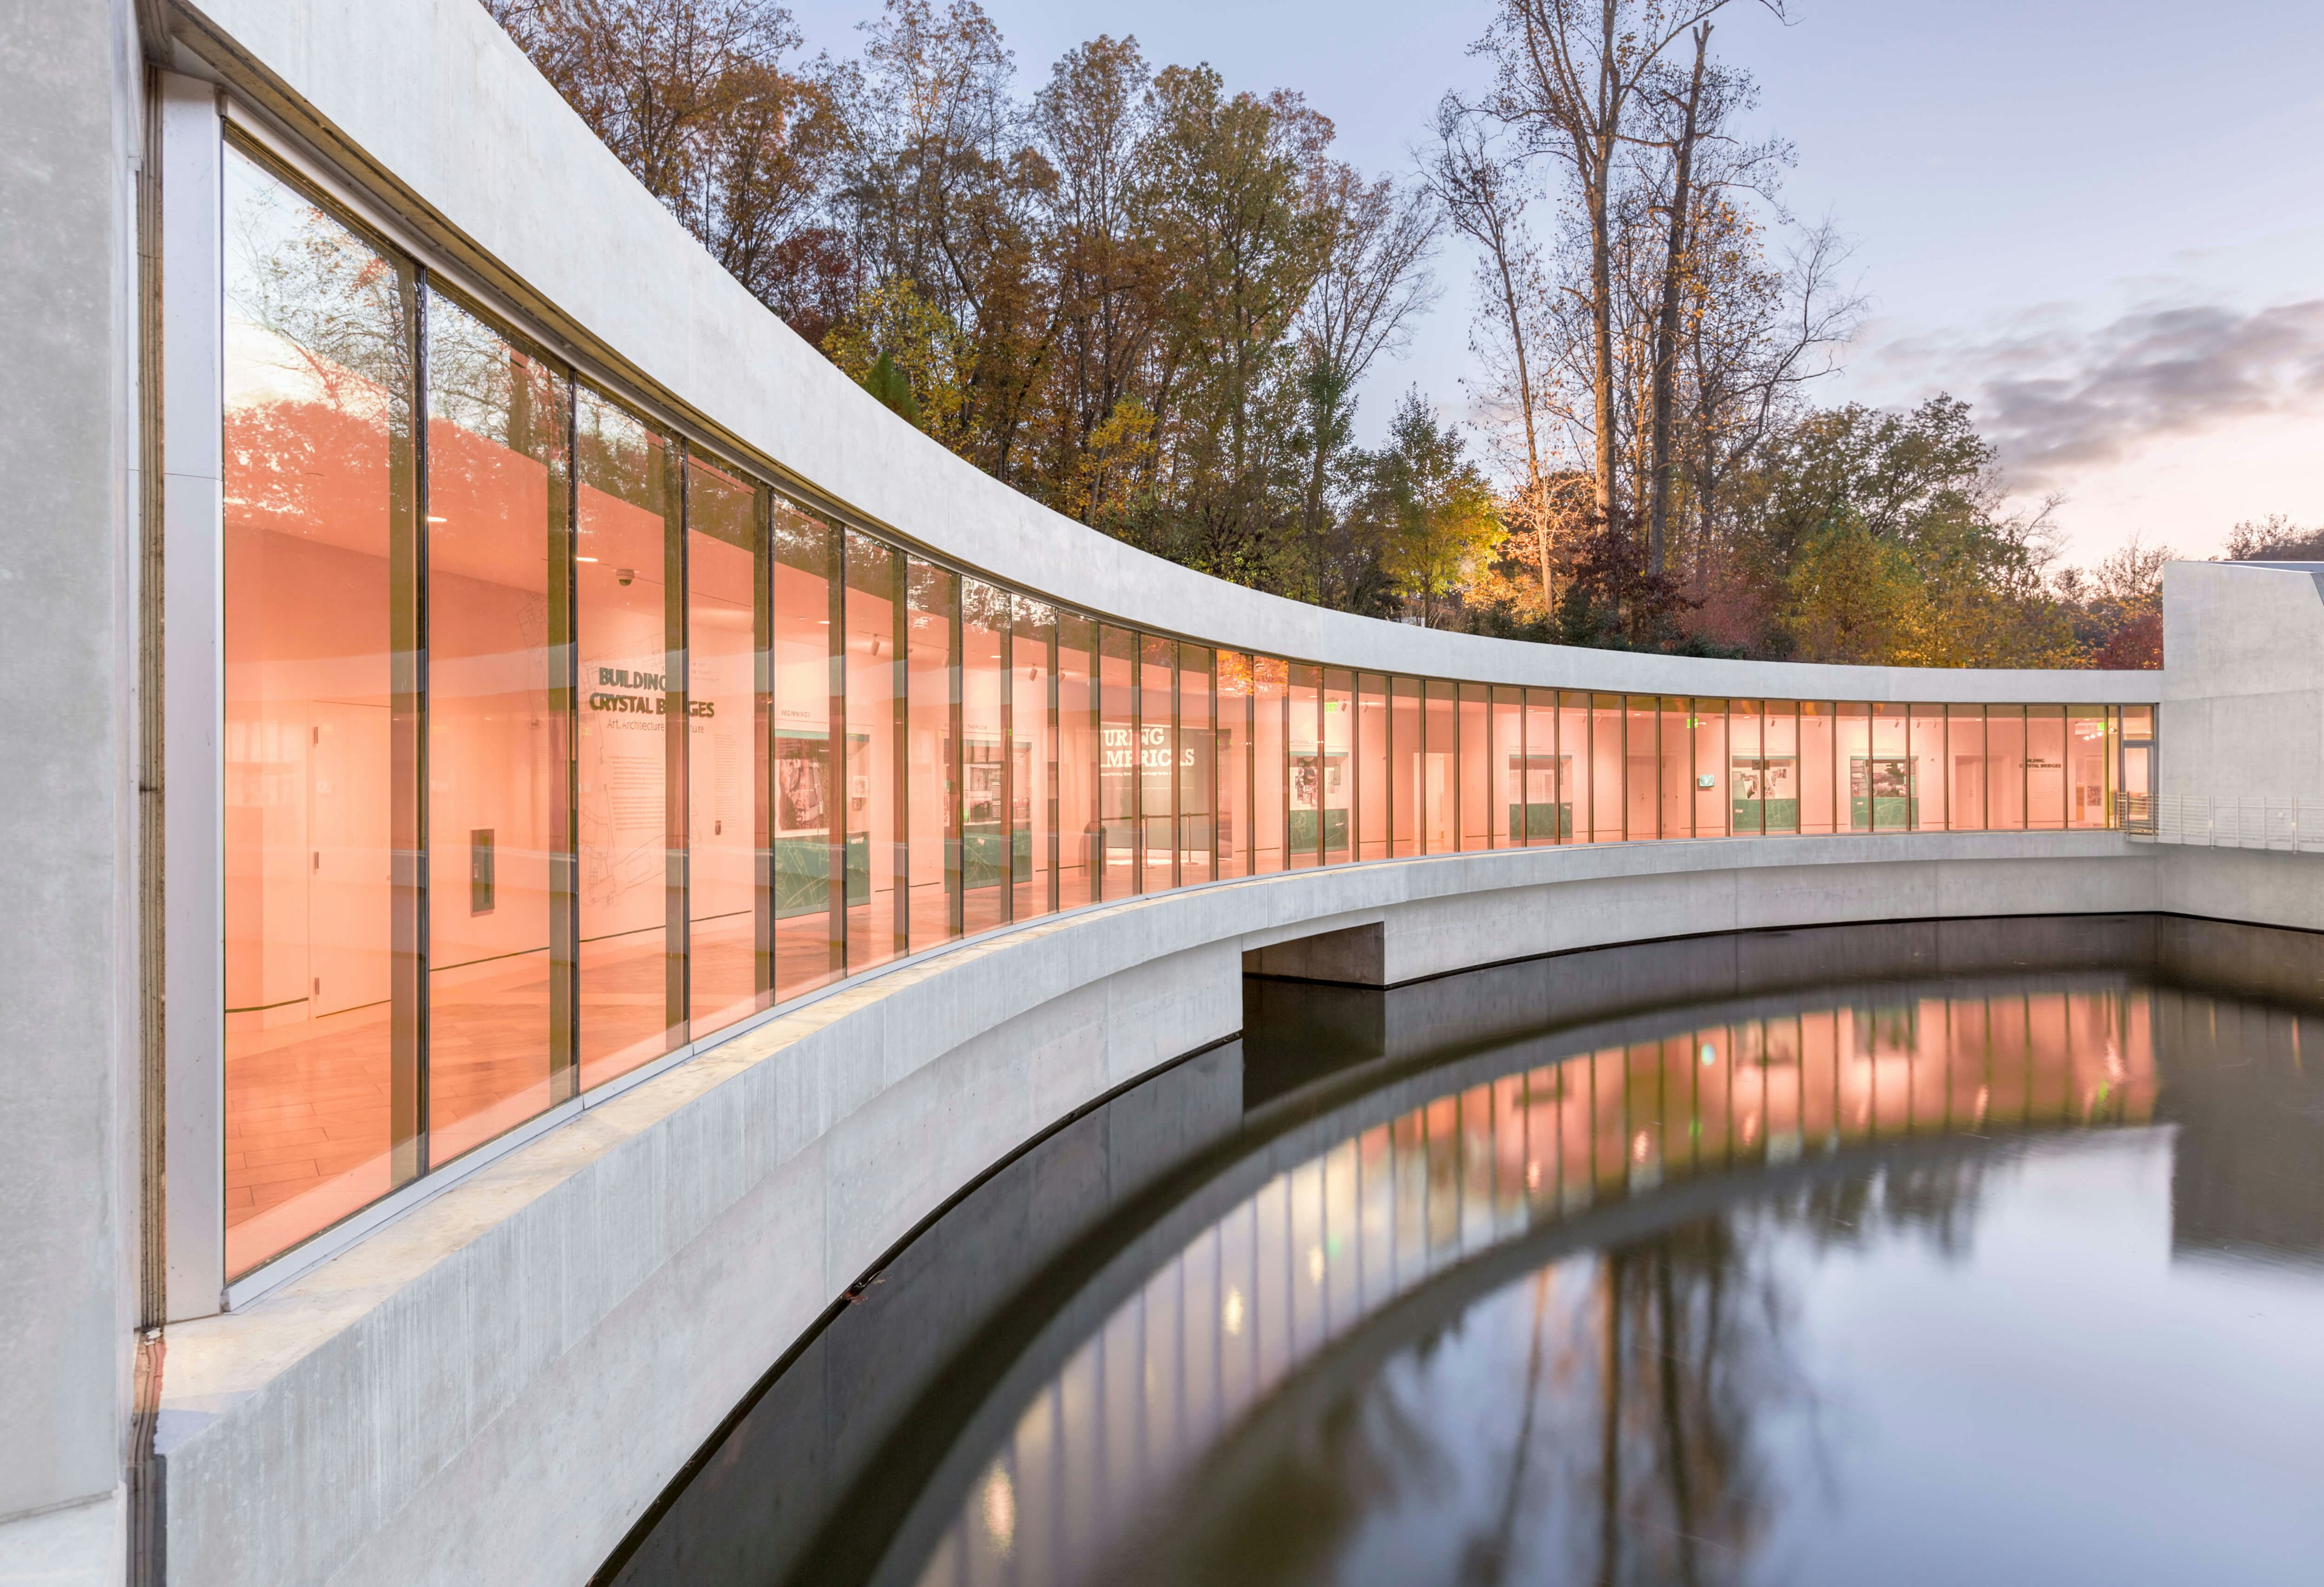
left=1866, top=299, right=2324, bottom=490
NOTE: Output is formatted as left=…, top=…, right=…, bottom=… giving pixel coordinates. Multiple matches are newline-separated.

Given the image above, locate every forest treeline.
left=482, top=0, right=2296, bottom=670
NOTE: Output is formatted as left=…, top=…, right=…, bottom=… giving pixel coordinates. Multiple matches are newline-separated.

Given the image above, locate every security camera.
left=616, top=568, right=635, bottom=586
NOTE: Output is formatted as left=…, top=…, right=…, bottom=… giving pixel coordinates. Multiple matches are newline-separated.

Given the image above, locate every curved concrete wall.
left=156, top=832, right=2322, bottom=1587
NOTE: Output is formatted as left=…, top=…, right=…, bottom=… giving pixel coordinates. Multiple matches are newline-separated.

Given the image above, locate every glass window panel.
left=2120, top=705, right=2152, bottom=826
left=1590, top=695, right=1624, bottom=843
left=686, top=455, right=770, bottom=1040
left=1558, top=691, right=1592, bottom=842
left=1909, top=704, right=1947, bottom=831
left=908, top=560, right=959, bottom=945
left=1288, top=664, right=1321, bottom=869
left=1181, top=646, right=1215, bottom=885
left=1659, top=697, right=1692, bottom=839
left=2027, top=705, right=2066, bottom=829
left=1056, top=616, right=1098, bottom=908
left=1868, top=703, right=1910, bottom=832
left=1141, top=636, right=1178, bottom=892
left=1357, top=674, right=1389, bottom=861
left=1012, top=597, right=1055, bottom=919
left=1728, top=701, right=1764, bottom=836
left=1521, top=689, right=1560, bottom=845
left=1690, top=700, right=1726, bottom=836
left=1798, top=703, right=1836, bottom=835
left=1254, top=657, right=1288, bottom=872
left=1764, top=702, right=1800, bottom=833
left=771, top=501, right=838, bottom=996
left=1099, top=626, right=1138, bottom=895
left=844, top=533, right=903, bottom=970
left=1626, top=697, right=1660, bottom=840
left=1423, top=682, right=1459, bottom=853
left=1491, top=688, right=1523, bottom=848
left=222, top=146, right=419, bottom=1273
left=422, top=293, right=570, bottom=1167
left=1459, top=684, right=1490, bottom=851
left=1946, top=705, right=1988, bottom=830
left=1987, top=705, right=2027, bottom=829
left=1215, top=651, right=1253, bottom=879
left=574, top=387, right=683, bottom=1092
left=962, top=580, right=1009, bottom=935
left=1389, top=677, right=1422, bottom=856
left=1322, top=669, right=1353, bottom=864
left=1838, top=703, right=1873, bottom=832
left=2069, top=709, right=2110, bottom=829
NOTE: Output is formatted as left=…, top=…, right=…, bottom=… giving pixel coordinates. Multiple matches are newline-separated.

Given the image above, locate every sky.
left=781, top=0, right=2324, bottom=566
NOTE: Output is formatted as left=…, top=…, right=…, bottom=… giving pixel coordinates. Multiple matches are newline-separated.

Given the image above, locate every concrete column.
left=0, top=0, right=140, bottom=1574
left=159, top=73, right=226, bottom=1324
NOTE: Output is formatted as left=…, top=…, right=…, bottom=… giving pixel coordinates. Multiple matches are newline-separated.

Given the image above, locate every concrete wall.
left=148, top=830, right=2324, bottom=1587
left=0, top=0, right=139, bottom=1580
left=2162, top=559, right=2324, bottom=804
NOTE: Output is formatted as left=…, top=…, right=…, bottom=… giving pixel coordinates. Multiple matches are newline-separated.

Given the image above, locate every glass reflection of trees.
left=907, top=985, right=2152, bottom=1587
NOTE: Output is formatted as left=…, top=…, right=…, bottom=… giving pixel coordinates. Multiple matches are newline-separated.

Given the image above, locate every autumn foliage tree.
left=487, top=0, right=2159, bottom=671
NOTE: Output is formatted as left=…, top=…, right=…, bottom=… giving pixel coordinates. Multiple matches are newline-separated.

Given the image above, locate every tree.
left=1291, top=167, right=1439, bottom=602
left=1138, top=67, right=1331, bottom=583
left=822, top=277, right=970, bottom=441
left=1553, top=508, right=1705, bottom=649
left=2055, top=533, right=2171, bottom=668
left=1425, top=100, right=1558, bottom=614
left=1468, top=0, right=1781, bottom=535
left=1722, top=397, right=2073, bottom=666
left=487, top=0, right=842, bottom=317
left=2222, top=513, right=2324, bottom=561
left=859, top=349, right=922, bottom=427
left=1361, top=393, right=1503, bottom=626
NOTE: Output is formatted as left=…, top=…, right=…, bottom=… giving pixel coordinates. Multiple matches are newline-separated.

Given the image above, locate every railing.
left=2122, top=794, right=2324, bottom=853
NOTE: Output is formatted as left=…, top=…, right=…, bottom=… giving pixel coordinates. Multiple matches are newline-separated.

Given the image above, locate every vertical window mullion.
left=889, top=553, right=909, bottom=961
left=1171, top=650, right=1184, bottom=889
left=1046, top=619, right=1060, bottom=914
left=999, top=599, right=1014, bottom=924
left=949, top=589, right=965, bottom=936
left=402, top=267, right=430, bottom=1180
left=554, top=371, right=579, bottom=1102
left=826, top=524, right=846, bottom=979
left=665, top=443, right=690, bottom=1050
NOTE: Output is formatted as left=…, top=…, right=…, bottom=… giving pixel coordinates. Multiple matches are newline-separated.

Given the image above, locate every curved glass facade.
left=216, top=138, right=2147, bottom=1279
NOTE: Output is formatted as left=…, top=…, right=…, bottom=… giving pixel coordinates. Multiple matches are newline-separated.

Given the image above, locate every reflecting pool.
left=605, top=917, right=2324, bottom=1587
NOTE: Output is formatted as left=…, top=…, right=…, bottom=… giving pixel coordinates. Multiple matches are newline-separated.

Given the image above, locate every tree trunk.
left=1587, top=160, right=1619, bottom=536
left=1587, top=4, right=1622, bottom=539
left=1487, top=245, right=1549, bottom=616
left=1647, top=25, right=1709, bottom=575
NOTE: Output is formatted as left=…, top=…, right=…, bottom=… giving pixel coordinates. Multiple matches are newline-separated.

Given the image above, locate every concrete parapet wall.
left=2162, top=560, right=2324, bottom=806
left=149, top=830, right=2324, bottom=1587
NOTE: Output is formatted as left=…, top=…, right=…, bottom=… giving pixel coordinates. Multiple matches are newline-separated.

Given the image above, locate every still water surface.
left=611, top=920, right=2324, bottom=1587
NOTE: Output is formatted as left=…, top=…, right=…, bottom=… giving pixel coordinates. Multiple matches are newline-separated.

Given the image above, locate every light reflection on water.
left=899, top=982, right=2322, bottom=1587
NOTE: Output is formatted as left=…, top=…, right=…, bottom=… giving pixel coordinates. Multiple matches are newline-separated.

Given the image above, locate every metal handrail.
left=2121, top=793, right=2324, bottom=853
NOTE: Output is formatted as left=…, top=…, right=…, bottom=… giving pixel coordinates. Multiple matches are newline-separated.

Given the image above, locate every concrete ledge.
left=151, top=833, right=2323, bottom=1586
left=0, top=1490, right=123, bottom=1587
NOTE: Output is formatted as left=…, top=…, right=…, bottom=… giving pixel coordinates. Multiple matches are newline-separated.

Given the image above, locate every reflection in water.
left=907, top=986, right=2167, bottom=1586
